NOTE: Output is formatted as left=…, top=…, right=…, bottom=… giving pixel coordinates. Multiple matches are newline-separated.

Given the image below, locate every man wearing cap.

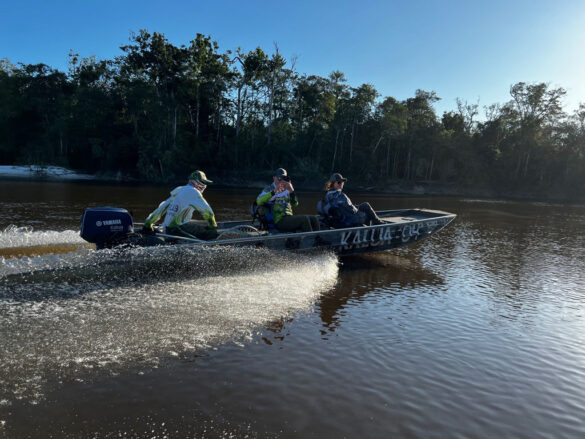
left=143, top=170, right=218, bottom=240
left=322, top=173, right=384, bottom=227
left=256, top=168, right=320, bottom=233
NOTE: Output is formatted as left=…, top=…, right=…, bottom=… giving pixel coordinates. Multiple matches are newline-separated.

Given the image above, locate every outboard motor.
left=80, top=207, right=134, bottom=249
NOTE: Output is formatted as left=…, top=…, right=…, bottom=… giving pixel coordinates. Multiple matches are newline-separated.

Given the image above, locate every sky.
left=1, top=0, right=584, bottom=116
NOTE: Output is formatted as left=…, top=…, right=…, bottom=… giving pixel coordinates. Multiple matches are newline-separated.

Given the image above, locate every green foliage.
left=0, top=32, right=584, bottom=200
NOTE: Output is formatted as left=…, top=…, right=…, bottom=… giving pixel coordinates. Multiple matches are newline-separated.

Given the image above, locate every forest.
left=1, top=30, right=584, bottom=200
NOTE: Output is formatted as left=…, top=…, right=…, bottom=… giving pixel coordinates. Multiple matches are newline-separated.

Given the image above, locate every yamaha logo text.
left=95, top=219, right=122, bottom=227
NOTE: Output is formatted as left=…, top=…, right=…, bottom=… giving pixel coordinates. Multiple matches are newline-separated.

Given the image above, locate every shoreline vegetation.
left=0, top=165, right=571, bottom=204
left=1, top=30, right=584, bottom=202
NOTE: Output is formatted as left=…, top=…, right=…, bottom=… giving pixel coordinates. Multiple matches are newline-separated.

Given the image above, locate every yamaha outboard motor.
left=80, top=207, right=134, bottom=249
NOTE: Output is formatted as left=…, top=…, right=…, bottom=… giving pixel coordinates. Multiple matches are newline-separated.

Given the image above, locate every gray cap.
left=329, top=173, right=347, bottom=183
left=274, top=168, right=287, bottom=179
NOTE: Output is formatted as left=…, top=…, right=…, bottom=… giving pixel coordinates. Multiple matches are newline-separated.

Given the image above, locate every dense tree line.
left=1, top=30, right=584, bottom=199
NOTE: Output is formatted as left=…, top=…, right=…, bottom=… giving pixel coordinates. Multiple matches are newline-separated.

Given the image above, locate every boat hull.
left=151, top=208, right=456, bottom=256
left=80, top=207, right=455, bottom=256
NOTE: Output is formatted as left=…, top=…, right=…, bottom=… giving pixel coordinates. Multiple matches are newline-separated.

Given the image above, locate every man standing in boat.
left=321, top=173, right=384, bottom=226
left=257, top=168, right=320, bottom=233
left=143, top=170, right=218, bottom=240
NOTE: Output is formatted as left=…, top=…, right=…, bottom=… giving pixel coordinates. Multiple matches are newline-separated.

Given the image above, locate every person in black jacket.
left=320, top=173, right=384, bottom=227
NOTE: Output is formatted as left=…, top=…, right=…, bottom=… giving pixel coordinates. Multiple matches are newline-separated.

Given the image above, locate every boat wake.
left=0, top=225, right=89, bottom=259
left=0, top=241, right=339, bottom=405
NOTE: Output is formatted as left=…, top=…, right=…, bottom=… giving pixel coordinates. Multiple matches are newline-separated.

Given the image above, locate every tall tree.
left=374, top=97, right=407, bottom=177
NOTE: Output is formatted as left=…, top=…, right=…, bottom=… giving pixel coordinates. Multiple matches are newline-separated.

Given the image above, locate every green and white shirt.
left=144, top=185, right=217, bottom=231
left=256, top=183, right=298, bottom=224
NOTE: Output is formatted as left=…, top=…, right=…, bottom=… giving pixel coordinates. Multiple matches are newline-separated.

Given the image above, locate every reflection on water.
left=319, top=252, right=444, bottom=332
left=2, top=181, right=585, bottom=438
left=441, top=205, right=585, bottom=322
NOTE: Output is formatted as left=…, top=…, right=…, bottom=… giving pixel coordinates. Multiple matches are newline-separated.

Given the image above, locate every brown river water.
left=1, top=180, right=585, bottom=438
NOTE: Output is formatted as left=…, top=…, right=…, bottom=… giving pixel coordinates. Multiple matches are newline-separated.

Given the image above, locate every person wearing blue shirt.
left=321, top=173, right=384, bottom=227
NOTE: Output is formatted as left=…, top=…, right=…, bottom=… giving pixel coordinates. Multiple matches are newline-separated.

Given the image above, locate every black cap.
left=329, top=173, right=347, bottom=183
left=275, top=168, right=287, bottom=179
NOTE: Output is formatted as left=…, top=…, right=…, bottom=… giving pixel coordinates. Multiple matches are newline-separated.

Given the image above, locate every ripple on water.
left=0, top=245, right=339, bottom=404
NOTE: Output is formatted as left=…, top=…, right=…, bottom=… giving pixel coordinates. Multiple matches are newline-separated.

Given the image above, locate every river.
left=1, top=180, right=584, bottom=438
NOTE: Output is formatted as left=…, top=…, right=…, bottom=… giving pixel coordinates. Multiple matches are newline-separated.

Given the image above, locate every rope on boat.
left=216, top=225, right=262, bottom=240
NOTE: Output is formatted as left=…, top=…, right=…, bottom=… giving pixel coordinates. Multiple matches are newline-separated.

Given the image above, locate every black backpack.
left=250, top=201, right=275, bottom=231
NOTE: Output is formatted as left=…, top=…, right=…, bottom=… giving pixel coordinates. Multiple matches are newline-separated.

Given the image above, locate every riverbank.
left=0, top=165, right=579, bottom=204
left=0, top=165, right=465, bottom=195
left=0, top=165, right=94, bottom=181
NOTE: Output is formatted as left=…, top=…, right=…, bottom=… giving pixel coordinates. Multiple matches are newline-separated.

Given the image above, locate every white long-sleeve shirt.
left=144, top=185, right=216, bottom=231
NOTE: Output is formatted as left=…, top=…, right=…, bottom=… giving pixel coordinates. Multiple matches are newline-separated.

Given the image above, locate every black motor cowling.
left=80, top=207, right=134, bottom=249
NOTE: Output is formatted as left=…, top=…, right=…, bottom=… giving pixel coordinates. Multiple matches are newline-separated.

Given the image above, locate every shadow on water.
left=317, top=251, right=445, bottom=331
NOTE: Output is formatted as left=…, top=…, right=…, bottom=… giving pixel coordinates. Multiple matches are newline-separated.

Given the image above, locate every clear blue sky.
left=1, top=0, right=584, bottom=116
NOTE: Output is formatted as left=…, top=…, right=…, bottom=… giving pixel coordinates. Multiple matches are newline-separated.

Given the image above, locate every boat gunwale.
left=161, top=209, right=457, bottom=247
